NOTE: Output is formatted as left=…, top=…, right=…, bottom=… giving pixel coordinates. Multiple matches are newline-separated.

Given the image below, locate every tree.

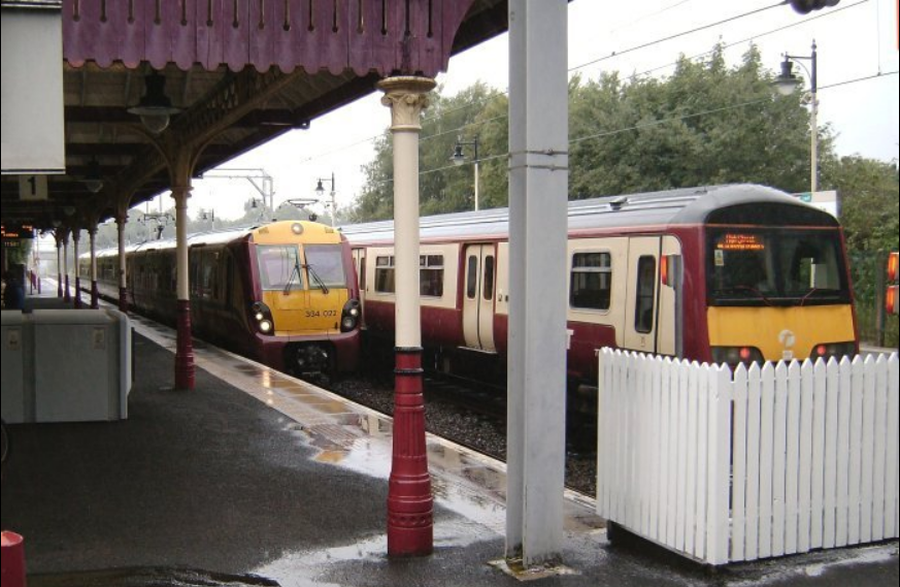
left=569, top=44, right=827, bottom=198
left=348, top=82, right=508, bottom=222
left=822, top=156, right=899, bottom=252
left=348, top=44, right=839, bottom=223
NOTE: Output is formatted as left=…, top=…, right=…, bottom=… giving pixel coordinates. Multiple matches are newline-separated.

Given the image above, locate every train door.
left=352, top=248, right=366, bottom=309
left=623, top=237, right=661, bottom=353
left=462, top=244, right=497, bottom=353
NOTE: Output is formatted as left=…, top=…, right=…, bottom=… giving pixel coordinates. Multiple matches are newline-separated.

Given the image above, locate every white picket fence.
left=596, top=349, right=900, bottom=566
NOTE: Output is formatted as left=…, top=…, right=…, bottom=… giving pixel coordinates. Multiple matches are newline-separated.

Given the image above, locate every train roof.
left=338, top=184, right=839, bottom=244
left=89, top=220, right=337, bottom=258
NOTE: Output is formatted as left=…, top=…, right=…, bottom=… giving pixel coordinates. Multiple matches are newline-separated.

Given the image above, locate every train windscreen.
left=707, top=228, right=851, bottom=307
left=257, top=245, right=304, bottom=291
left=304, top=245, right=348, bottom=288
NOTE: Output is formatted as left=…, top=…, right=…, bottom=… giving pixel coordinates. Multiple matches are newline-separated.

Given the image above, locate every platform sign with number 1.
left=18, top=175, right=48, bottom=201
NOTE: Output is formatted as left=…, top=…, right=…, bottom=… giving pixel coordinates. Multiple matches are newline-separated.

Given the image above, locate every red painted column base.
left=388, top=347, right=433, bottom=557
left=175, top=300, right=195, bottom=391
left=91, top=281, right=99, bottom=309
left=1, top=531, right=27, bottom=587
left=74, top=277, right=83, bottom=308
left=118, top=287, right=128, bottom=313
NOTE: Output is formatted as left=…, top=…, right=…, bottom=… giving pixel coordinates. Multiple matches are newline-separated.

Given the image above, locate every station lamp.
left=450, top=137, right=480, bottom=211
left=128, top=71, right=181, bottom=133
left=82, top=158, right=104, bottom=193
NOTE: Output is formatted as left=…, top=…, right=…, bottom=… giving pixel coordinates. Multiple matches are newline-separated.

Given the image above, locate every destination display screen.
left=1, top=224, right=35, bottom=239
left=716, top=234, right=766, bottom=252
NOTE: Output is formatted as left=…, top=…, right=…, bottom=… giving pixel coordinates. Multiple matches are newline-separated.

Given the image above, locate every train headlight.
left=341, top=299, right=362, bottom=333
left=811, top=342, right=856, bottom=362
left=250, top=301, right=275, bottom=335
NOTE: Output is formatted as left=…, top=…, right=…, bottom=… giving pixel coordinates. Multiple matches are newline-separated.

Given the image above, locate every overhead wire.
left=306, top=0, right=879, bottom=179
left=362, top=70, right=895, bottom=188
left=304, top=2, right=795, bottom=166
left=568, top=1, right=790, bottom=73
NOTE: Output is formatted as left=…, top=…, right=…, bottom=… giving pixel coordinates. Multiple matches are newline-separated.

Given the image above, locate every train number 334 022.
left=306, top=310, right=337, bottom=318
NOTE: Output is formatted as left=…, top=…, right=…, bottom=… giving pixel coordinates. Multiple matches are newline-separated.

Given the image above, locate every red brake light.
left=816, top=345, right=828, bottom=357
left=660, top=255, right=669, bottom=287
left=740, top=348, right=752, bottom=361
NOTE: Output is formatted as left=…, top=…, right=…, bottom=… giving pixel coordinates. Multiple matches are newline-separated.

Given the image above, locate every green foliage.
left=349, top=44, right=842, bottom=220
left=822, top=156, right=899, bottom=252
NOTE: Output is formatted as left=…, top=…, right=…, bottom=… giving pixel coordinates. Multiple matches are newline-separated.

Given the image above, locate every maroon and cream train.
left=340, top=184, right=858, bottom=395
left=83, top=220, right=362, bottom=376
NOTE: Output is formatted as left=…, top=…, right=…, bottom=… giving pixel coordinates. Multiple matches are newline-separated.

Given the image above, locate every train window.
left=483, top=256, right=495, bottom=302
left=707, top=229, right=850, bottom=306
left=375, top=256, right=395, bottom=293
left=304, top=245, right=348, bottom=287
left=634, top=256, right=657, bottom=334
left=570, top=252, right=612, bottom=310
left=467, top=256, right=478, bottom=299
left=420, top=255, right=444, bottom=298
left=257, top=245, right=304, bottom=291
left=359, top=257, right=367, bottom=291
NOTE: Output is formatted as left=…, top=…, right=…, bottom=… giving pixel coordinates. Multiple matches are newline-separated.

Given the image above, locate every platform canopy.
left=1, top=0, right=506, bottom=230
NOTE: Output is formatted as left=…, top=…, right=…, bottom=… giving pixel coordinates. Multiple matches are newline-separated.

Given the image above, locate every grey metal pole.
left=506, top=0, right=569, bottom=568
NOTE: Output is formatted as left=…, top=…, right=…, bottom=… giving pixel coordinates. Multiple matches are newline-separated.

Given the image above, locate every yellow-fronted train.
left=83, top=220, right=361, bottom=377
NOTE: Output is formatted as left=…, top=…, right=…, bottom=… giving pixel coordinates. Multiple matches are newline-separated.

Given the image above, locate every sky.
left=149, top=0, right=900, bottom=222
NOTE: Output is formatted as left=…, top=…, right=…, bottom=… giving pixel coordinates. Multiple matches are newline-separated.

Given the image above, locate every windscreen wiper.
left=304, top=264, right=330, bottom=295
left=730, top=285, right=774, bottom=306
left=283, top=255, right=302, bottom=295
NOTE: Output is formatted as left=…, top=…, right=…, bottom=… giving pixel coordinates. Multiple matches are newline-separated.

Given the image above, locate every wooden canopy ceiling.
left=1, top=0, right=508, bottom=232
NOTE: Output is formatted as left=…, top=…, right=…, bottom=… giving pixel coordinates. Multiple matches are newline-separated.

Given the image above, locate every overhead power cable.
left=391, top=71, right=894, bottom=186
left=634, top=0, right=870, bottom=78
left=569, top=1, right=790, bottom=73
left=303, top=0, right=869, bottom=169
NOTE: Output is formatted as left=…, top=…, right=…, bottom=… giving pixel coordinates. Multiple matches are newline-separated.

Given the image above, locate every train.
left=82, top=220, right=362, bottom=376
left=340, top=184, right=859, bottom=402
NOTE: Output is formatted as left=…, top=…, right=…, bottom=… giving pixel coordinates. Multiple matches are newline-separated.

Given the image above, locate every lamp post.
left=315, top=173, right=337, bottom=227
left=450, top=137, right=480, bottom=211
left=774, top=41, right=819, bottom=194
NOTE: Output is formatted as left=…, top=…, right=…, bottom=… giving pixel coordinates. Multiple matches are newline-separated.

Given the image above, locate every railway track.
left=326, top=371, right=598, bottom=496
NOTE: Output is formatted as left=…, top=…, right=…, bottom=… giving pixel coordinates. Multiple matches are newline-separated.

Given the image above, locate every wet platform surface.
left=2, top=283, right=897, bottom=586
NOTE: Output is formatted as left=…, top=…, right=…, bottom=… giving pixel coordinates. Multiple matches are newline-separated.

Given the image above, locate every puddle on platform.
left=253, top=520, right=499, bottom=587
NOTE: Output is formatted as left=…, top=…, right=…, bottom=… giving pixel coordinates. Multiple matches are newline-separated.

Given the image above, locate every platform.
left=1, top=282, right=897, bottom=586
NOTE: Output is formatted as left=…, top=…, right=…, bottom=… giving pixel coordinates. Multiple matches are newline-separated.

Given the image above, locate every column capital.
left=378, top=77, right=436, bottom=132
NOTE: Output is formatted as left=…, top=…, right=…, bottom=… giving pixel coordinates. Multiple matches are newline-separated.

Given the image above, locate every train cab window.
left=570, top=252, right=612, bottom=310
left=634, top=256, right=657, bottom=334
left=483, top=256, right=495, bottom=302
left=420, top=255, right=444, bottom=297
left=375, top=256, right=395, bottom=293
left=708, top=230, right=850, bottom=306
left=257, top=245, right=303, bottom=291
left=304, top=245, right=348, bottom=287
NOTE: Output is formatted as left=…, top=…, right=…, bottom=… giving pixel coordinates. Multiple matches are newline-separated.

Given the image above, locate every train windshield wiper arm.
left=305, top=264, right=330, bottom=295
left=283, top=255, right=302, bottom=295
left=729, top=285, right=774, bottom=306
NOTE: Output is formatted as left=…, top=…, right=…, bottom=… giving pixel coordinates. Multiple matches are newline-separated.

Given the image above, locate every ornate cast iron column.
left=379, top=76, right=437, bottom=557
left=172, top=184, right=195, bottom=391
